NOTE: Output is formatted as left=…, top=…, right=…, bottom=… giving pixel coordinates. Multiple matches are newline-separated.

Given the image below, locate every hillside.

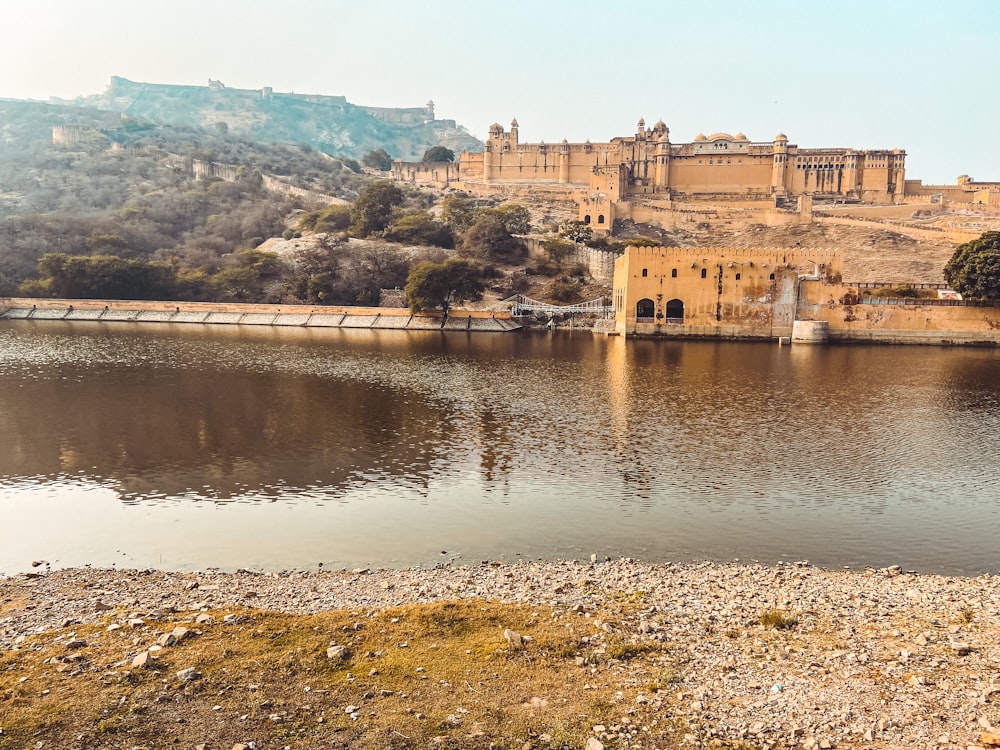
left=0, top=99, right=368, bottom=289
left=65, top=76, right=483, bottom=161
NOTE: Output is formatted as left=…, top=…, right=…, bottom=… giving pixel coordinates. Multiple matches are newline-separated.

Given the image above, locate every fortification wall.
left=622, top=200, right=810, bottom=231
left=814, top=203, right=938, bottom=219
left=361, top=105, right=433, bottom=125
left=798, top=282, right=1000, bottom=344
left=813, top=214, right=981, bottom=243
left=189, top=159, right=341, bottom=205
left=523, top=237, right=619, bottom=282
left=392, top=160, right=462, bottom=187
left=51, top=125, right=108, bottom=147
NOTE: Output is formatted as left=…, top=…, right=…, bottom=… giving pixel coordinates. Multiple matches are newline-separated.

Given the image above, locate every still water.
left=1, top=320, right=998, bottom=575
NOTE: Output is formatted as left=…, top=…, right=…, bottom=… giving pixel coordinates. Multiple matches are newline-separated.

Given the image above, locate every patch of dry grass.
left=0, top=599, right=683, bottom=749
left=759, top=608, right=799, bottom=630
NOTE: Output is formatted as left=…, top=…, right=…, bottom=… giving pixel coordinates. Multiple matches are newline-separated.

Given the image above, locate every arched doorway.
left=665, top=298, right=684, bottom=323
left=636, top=298, right=655, bottom=320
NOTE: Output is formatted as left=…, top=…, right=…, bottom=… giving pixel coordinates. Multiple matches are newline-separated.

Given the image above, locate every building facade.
left=467, top=120, right=904, bottom=202
left=611, top=245, right=841, bottom=338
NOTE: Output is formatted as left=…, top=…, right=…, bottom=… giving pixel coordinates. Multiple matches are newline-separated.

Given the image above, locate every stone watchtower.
left=653, top=121, right=671, bottom=190
left=771, top=133, right=789, bottom=195
left=482, top=118, right=520, bottom=182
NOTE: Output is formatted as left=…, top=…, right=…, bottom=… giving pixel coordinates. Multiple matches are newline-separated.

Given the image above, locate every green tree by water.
left=405, top=258, right=485, bottom=313
left=944, top=231, right=1000, bottom=300
left=19, top=253, right=179, bottom=300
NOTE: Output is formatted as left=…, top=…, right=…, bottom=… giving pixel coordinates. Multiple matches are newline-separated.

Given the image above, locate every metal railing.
left=497, top=294, right=613, bottom=316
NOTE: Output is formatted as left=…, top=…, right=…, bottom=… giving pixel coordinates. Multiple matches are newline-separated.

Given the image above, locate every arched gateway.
left=665, top=298, right=684, bottom=323
left=636, top=298, right=655, bottom=320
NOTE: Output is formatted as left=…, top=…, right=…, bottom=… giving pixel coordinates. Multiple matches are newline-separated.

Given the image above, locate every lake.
left=1, top=320, right=998, bottom=575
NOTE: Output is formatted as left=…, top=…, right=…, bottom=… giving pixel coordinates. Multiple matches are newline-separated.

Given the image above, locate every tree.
left=490, top=203, right=531, bottom=234
left=460, top=213, right=524, bottom=261
left=384, top=210, right=454, bottom=247
left=422, top=146, right=454, bottom=163
left=362, top=148, right=393, bottom=171
left=210, top=249, right=283, bottom=303
left=944, top=230, right=1000, bottom=300
left=350, top=181, right=404, bottom=237
left=559, top=220, right=593, bottom=245
left=440, top=192, right=483, bottom=231
left=405, top=258, right=485, bottom=313
left=21, top=253, right=179, bottom=300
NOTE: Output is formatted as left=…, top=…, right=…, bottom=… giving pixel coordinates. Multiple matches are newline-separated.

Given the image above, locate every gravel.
left=2, top=559, right=999, bottom=749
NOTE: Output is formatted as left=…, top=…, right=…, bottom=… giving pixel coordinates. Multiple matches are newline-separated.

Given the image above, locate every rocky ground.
left=2, top=560, right=999, bottom=749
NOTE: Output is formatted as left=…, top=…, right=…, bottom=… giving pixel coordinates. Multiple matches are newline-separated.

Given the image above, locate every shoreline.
left=3, top=559, right=999, bottom=748
left=5, top=296, right=1000, bottom=346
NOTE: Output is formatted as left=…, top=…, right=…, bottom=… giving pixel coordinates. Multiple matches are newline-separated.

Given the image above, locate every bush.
left=759, top=609, right=798, bottom=630
left=866, top=285, right=935, bottom=300
left=459, top=213, right=524, bottom=261
left=530, top=258, right=559, bottom=277
left=550, top=280, right=582, bottom=303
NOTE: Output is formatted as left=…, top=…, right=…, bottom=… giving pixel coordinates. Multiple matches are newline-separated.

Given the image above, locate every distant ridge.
left=56, top=76, right=482, bottom=161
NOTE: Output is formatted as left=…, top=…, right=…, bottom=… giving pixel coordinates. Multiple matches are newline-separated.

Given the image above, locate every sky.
left=1, top=0, right=998, bottom=184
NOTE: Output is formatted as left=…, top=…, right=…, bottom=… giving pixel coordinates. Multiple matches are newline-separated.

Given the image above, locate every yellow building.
left=611, top=246, right=841, bottom=338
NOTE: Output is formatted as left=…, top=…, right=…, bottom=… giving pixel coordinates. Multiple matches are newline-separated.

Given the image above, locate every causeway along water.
left=0, top=298, right=521, bottom=332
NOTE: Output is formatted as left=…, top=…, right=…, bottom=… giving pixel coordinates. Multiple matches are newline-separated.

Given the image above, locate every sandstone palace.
left=393, top=119, right=999, bottom=229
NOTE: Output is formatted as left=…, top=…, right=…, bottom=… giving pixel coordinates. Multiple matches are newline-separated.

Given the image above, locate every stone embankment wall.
left=0, top=299, right=519, bottom=333
left=799, top=280, right=1000, bottom=345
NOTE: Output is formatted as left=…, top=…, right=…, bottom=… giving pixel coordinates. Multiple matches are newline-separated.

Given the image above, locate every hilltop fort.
left=54, top=76, right=482, bottom=160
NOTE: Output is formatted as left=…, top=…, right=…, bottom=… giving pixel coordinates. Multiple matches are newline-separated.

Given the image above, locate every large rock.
left=326, top=645, right=349, bottom=660
left=176, top=667, right=200, bottom=683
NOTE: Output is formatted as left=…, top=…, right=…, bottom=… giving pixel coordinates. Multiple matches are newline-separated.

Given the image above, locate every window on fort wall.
left=671, top=268, right=678, bottom=278
left=598, top=215, right=605, bottom=224
left=735, top=273, right=741, bottom=281
left=701, top=268, right=707, bottom=279
left=642, top=268, right=648, bottom=277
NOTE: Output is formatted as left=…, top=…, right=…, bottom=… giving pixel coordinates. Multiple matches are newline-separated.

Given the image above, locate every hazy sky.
left=1, top=0, right=997, bottom=183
